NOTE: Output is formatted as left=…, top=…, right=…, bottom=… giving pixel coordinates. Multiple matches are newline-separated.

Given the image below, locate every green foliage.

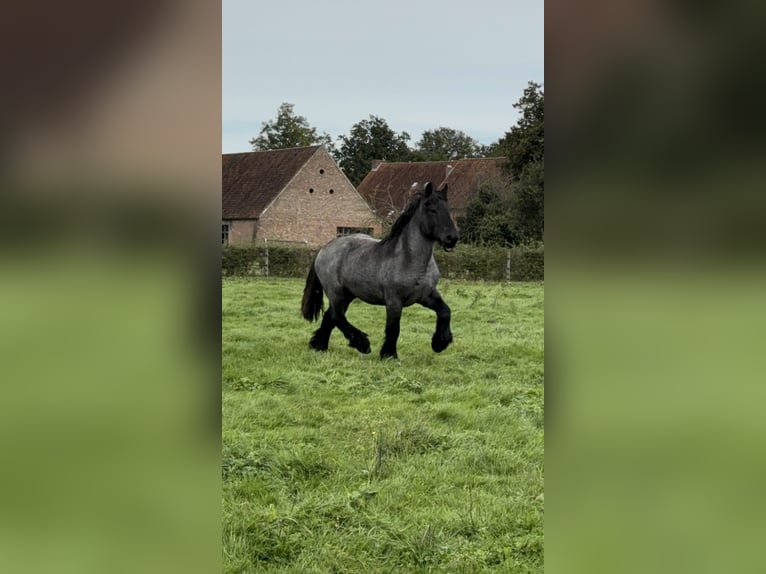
left=335, top=115, right=413, bottom=186
left=511, top=160, right=544, bottom=242
left=508, top=243, right=545, bottom=281
left=222, top=244, right=318, bottom=277
left=464, top=82, right=544, bottom=245
left=221, top=245, right=262, bottom=276
left=250, top=102, right=333, bottom=151
left=413, top=127, right=483, bottom=161
left=492, top=82, right=544, bottom=177
left=223, top=278, right=544, bottom=572
left=434, top=243, right=544, bottom=281
left=264, top=244, right=319, bottom=277
left=223, top=243, right=543, bottom=281
left=458, top=178, right=519, bottom=247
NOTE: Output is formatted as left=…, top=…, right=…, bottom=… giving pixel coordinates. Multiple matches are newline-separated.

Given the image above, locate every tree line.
left=248, top=82, right=543, bottom=247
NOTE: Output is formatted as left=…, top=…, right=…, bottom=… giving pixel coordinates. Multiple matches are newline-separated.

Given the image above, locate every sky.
left=223, top=0, right=543, bottom=154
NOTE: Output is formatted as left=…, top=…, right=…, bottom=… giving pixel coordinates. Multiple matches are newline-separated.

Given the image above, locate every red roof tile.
left=222, top=146, right=320, bottom=219
left=357, top=157, right=508, bottom=220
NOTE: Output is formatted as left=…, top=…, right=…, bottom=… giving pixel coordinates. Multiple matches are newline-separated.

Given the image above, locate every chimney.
left=371, top=160, right=384, bottom=171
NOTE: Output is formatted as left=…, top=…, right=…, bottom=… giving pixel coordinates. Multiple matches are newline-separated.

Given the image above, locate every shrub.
left=221, top=246, right=262, bottom=276
left=508, top=242, right=544, bottom=281
left=222, top=243, right=543, bottom=281
left=434, top=243, right=544, bottom=281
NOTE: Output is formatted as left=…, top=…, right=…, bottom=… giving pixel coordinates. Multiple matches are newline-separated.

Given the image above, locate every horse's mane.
left=378, top=192, right=424, bottom=246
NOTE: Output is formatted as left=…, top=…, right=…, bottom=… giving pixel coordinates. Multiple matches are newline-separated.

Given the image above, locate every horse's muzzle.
left=442, top=234, right=458, bottom=252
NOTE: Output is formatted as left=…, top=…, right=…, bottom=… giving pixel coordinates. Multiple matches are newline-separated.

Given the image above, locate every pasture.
left=223, top=277, right=544, bottom=573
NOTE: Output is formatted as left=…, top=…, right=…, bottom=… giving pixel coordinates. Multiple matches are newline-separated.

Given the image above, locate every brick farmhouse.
left=357, top=157, right=509, bottom=224
left=222, top=145, right=381, bottom=246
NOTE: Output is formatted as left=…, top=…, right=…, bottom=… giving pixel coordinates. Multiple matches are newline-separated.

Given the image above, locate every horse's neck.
left=398, top=220, right=435, bottom=267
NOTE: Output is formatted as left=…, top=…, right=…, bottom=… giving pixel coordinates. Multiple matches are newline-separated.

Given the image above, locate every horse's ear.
left=424, top=182, right=433, bottom=197
left=438, top=182, right=448, bottom=195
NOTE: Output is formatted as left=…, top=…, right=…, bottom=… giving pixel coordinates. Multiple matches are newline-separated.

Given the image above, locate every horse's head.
left=421, top=182, right=459, bottom=251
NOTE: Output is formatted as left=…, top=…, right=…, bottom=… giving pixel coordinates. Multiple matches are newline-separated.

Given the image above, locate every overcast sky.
left=223, top=0, right=543, bottom=154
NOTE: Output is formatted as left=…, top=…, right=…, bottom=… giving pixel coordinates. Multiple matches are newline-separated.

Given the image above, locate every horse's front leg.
left=421, top=290, right=453, bottom=353
left=380, top=301, right=402, bottom=360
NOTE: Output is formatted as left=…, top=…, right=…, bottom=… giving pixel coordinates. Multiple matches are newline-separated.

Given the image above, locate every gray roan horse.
left=301, top=181, right=459, bottom=359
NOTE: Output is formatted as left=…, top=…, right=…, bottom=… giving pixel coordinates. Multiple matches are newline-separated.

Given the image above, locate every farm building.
left=357, top=157, right=509, bottom=224
left=222, top=145, right=381, bottom=246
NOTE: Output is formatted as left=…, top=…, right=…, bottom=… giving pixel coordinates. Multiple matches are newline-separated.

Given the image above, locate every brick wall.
left=257, top=148, right=381, bottom=246
left=226, top=219, right=257, bottom=244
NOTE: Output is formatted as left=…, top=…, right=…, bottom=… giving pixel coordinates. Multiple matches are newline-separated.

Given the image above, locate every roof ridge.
left=372, top=156, right=506, bottom=167
left=455, top=156, right=507, bottom=161
left=375, top=160, right=452, bottom=167
left=223, top=144, right=322, bottom=157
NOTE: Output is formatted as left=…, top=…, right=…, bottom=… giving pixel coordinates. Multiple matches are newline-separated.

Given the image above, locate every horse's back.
left=316, top=234, right=378, bottom=263
left=315, top=234, right=378, bottom=275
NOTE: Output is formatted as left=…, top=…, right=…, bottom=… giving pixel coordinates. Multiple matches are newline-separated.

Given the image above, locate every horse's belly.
left=349, top=281, right=386, bottom=305
left=394, top=276, right=436, bottom=307
left=402, top=288, right=429, bottom=307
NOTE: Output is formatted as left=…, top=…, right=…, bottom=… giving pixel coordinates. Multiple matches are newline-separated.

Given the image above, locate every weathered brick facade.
left=223, top=146, right=380, bottom=247
left=257, top=149, right=380, bottom=245
left=227, top=219, right=256, bottom=244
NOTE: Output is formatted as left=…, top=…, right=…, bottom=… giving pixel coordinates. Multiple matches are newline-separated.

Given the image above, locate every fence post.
left=264, top=238, right=269, bottom=277
left=506, top=249, right=511, bottom=283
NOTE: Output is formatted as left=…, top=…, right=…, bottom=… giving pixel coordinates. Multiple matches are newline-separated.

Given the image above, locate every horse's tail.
left=301, top=259, right=324, bottom=322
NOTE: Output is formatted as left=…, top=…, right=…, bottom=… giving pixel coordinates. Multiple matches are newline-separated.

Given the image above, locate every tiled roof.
left=222, top=146, right=320, bottom=219
left=357, top=157, right=508, bottom=220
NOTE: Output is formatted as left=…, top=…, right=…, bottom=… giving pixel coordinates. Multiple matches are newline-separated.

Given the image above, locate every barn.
left=222, top=145, right=381, bottom=246
left=356, top=157, right=509, bottom=224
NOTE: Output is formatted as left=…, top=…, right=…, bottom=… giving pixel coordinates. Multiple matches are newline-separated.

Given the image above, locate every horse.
left=301, top=181, right=459, bottom=359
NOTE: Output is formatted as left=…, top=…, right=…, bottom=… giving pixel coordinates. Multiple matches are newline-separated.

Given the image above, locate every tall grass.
left=223, top=278, right=544, bottom=572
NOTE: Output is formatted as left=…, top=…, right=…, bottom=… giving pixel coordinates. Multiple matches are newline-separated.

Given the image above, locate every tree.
left=493, top=81, right=544, bottom=177
left=413, top=127, right=482, bottom=161
left=458, top=164, right=544, bottom=246
left=458, top=177, right=519, bottom=246
left=249, top=102, right=333, bottom=151
left=461, top=82, right=544, bottom=245
left=510, top=159, right=544, bottom=241
left=335, top=115, right=413, bottom=186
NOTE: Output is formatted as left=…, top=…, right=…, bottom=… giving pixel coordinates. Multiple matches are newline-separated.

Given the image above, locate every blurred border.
left=547, top=1, right=766, bottom=572
left=0, top=1, right=221, bottom=572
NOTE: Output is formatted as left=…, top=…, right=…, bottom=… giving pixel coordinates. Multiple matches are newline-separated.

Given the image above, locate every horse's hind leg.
left=330, top=292, right=371, bottom=354
left=309, top=306, right=335, bottom=351
left=421, top=289, right=453, bottom=353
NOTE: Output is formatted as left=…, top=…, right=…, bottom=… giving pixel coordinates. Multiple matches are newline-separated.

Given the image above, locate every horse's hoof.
left=358, top=335, right=371, bottom=354
left=431, top=331, right=453, bottom=353
left=380, top=343, right=398, bottom=359
left=309, top=336, right=328, bottom=351
left=349, top=332, right=371, bottom=354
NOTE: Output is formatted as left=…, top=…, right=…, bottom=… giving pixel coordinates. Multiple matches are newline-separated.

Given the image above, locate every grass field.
left=222, top=277, right=544, bottom=573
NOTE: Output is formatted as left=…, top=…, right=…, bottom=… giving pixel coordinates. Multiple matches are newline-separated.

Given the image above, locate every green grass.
left=223, top=277, right=544, bottom=573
